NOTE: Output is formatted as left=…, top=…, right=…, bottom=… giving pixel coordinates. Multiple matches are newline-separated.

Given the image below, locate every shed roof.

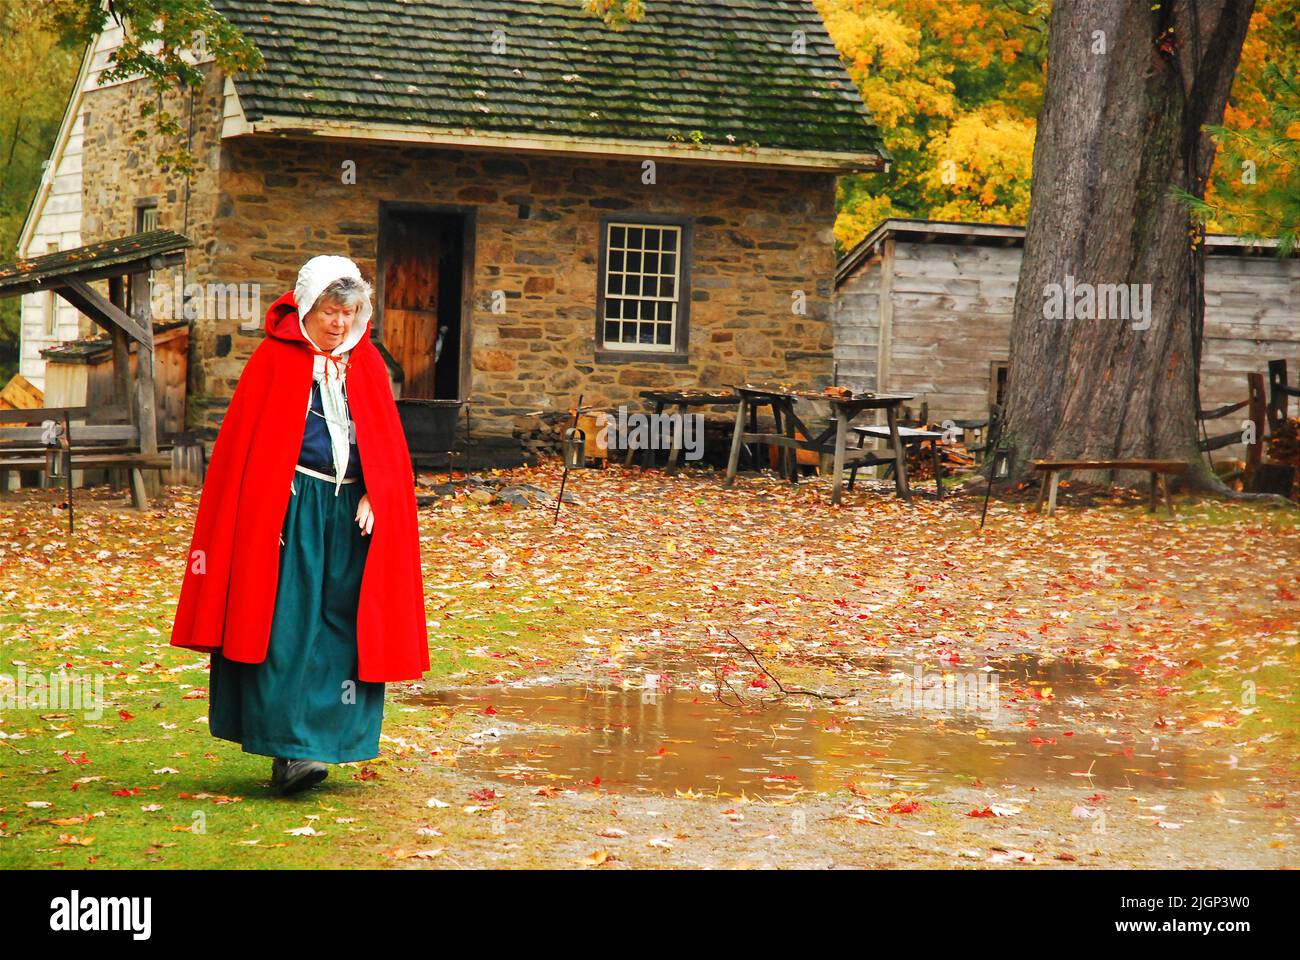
left=0, top=230, right=190, bottom=296
left=836, top=218, right=1297, bottom=287
left=213, top=0, right=885, bottom=169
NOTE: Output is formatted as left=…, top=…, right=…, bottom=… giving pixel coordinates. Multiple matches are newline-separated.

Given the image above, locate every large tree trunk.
left=1002, top=0, right=1255, bottom=488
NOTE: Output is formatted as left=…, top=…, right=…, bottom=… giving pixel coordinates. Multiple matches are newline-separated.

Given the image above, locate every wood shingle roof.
left=213, top=0, right=884, bottom=163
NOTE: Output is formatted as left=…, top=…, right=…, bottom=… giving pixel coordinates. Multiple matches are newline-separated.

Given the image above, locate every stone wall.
left=210, top=137, right=839, bottom=442
left=80, top=72, right=842, bottom=451
left=78, top=65, right=226, bottom=425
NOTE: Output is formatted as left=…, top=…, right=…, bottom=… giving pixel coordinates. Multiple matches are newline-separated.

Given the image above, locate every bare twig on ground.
left=725, top=629, right=859, bottom=702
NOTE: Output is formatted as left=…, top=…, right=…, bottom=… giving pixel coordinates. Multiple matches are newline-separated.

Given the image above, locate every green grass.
left=0, top=572, right=594, bottom=868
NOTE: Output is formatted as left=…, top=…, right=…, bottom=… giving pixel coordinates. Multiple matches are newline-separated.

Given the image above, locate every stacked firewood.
left=906, top=435, right=977, bottom=480
left=512, top=412, right=574, bottom=459
left=1266, top=417, right=1300, bottom=491
left=1267, top=417, right=1299, bottom=466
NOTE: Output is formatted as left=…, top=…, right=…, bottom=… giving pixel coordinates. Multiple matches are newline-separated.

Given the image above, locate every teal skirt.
left=208, top=469, right=385, bottom=764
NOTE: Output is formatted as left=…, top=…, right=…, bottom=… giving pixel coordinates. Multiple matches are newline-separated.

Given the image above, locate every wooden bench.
left=1032, top=459, right=1188, bottom=517
left=0, top=406, right=170, bottom=510
left=848, top=424, right=946, bottom=498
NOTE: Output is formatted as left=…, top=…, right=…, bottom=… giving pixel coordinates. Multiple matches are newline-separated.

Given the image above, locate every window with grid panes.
left=137, top=204, right=159, bottom=232
left=600, top=221, right=683, bottom=352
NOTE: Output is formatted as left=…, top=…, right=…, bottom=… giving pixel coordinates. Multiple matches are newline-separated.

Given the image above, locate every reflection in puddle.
left=412, top=655, right=1252, bottom=798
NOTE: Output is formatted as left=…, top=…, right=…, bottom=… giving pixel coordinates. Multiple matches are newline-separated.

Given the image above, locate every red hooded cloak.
left=169, top=290, right=429, bottom=682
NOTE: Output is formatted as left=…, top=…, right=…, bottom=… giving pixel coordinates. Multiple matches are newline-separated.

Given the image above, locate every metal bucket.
left=396, top=399, right=464, bottom=453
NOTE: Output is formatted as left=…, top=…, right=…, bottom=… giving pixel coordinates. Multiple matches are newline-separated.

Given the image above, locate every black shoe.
left=271, top=757, right=328, bottom=795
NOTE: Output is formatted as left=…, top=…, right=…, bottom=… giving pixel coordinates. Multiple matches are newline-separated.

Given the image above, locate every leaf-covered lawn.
left=1, top=465, right=1296, bottom=868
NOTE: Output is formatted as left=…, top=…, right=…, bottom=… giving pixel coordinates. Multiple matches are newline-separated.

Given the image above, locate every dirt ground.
left=1, top=464, right=1296, bottom=869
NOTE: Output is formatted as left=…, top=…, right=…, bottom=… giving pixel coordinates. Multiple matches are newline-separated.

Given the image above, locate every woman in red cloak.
left=169, top=256, right=429, bottom=794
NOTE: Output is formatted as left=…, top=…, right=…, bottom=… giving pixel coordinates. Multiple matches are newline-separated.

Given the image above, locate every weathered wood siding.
left=831, top=254, right=880, bottom=392
left=835, top=231, right=1300, bottom=457
left=883, top=241, right=1019, bottom=422
left=1202, top=253, right=1300, bottom=436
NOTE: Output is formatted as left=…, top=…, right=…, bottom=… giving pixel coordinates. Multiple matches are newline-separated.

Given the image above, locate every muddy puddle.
left=411, top=655, right=1255, bottom=798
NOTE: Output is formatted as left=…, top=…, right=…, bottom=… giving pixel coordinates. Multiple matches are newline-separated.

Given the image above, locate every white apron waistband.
left=294, top=463, right=358, bottom=485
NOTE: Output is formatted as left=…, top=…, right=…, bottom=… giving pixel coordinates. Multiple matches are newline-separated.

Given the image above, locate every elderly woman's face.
left=303, top=296, right=355, bottom=352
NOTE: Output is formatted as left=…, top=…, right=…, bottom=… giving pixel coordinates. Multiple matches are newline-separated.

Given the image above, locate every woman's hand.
left=355, top=493, right=374, bottom=536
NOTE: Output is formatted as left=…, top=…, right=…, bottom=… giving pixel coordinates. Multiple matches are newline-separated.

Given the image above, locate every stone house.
left=17, top=0, right=884, bottom=460
left=833, top=218, right=1300, bottom=450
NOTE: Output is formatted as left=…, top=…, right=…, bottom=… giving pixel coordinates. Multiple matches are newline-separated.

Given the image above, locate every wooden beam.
left=55, top=277, right=152, bottom=348
left=131, top=269, right=159, bottom=459
left=0, top=252, right=186, bottom=297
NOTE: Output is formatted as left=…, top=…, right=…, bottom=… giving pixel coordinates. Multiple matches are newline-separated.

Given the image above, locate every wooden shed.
left=833, top=219, right=1300, bottom=447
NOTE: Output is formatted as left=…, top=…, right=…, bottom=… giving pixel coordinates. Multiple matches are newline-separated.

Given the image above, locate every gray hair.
left=315, top=276, right=372, bottom=312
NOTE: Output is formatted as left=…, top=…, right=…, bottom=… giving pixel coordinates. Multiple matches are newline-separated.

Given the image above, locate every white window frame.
left=44, top=241, right=59, bottom=337
left=599, top=221, right=683, bottom=354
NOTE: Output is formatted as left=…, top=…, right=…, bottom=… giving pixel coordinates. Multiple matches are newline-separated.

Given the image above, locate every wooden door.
left=382, top=213, right=441, bottom=399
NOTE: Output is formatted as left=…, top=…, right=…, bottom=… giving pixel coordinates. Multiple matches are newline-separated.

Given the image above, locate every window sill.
left=594, top=349, right=690, bottom=365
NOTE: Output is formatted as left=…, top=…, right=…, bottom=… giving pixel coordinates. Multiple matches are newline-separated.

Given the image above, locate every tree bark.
left=1002, top=0, right=1255, bottom=488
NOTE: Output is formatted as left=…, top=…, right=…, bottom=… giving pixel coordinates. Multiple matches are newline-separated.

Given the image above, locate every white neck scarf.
left=299, top=317, right=354, bottom=496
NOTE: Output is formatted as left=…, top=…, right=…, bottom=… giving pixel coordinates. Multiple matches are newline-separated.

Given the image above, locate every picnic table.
left=625, top=388, right=741, bottom=473
left=723, top=384, right=915, bottom=505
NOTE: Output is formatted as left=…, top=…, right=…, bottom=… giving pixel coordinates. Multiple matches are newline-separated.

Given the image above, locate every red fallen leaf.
left=60, top=752, right=90, bottom=765
left=1062, top=731, right=1074, bottom=737
left=966, top=807, right=997, bottom=818
left=888, top=800, right=921, bottom=814
left=483, top=705, right=497, bottom=715
left=118, top=710, right=134, bottom=721
left=353, top=767, right=379, bottom=781
left=111, top=788, right=140, bottom=797
left=1027, top=737, right=1057, bottom=746
left=469, top=787, right=502, bottom=801
left=657, top=746, right=666, bottom=755
left=1054, top=852, right=1078, bottom=862
left=1263, top=798, right=1286, bottom=809
left=590, top=777, right=602, bottom=788
left=1085, top=793, right=1106, bottom=805
left=1277, top=586, right=1297, bottom=602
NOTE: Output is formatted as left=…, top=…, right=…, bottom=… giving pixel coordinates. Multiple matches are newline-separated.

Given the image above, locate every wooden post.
left=1046, top=471, right=1060, bottom=516
left=724, top=395, right=747, bottom=486
left=130, top=269, right=158, bottom=508
left=885, top=404, right=912, bottom=503
left=829, top=411, right=848, bottom=506
left=107, top=277, right=131, bottom=497
left=1245, top=372, right=1266, bottom=490
left=1267, top=360, right=1289, bottom=433
left=779, top=399, right=798, bottom=484
left=666, top=402, right=687, bottom=474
